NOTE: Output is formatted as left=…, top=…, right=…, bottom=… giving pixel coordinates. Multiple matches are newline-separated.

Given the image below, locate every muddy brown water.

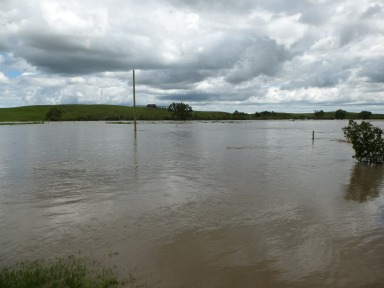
left=1, top=121, right=384, bottom=287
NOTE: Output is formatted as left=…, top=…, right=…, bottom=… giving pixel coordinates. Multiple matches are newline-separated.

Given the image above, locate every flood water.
left=1, top=120, right=384, bottom=287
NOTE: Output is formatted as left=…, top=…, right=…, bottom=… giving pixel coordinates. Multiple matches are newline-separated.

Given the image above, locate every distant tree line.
left=232, top=109, right=375, bottom=120
left=255, top=111, right=277, bottom=119
left=334, top=109, right=371, bottom=120
left=43, top=104, right=377, bottom=122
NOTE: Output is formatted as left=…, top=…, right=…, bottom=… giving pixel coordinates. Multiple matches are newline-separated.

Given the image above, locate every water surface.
left=1, top=121, right=384, bottom=287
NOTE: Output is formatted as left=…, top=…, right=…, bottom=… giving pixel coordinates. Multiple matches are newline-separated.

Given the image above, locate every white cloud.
left=0, top=0, right=383, bottom=112
left=40, top=0, right=108, bottom=38
left=0, top=72, right=9, bottom=83
left=265, top=14, right=308, bottom=48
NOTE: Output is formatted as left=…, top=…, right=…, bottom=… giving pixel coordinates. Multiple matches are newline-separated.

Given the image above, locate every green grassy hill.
left=0, top=105, right=52, bottom=122
left=0, top=104, right=169, bottom=122
left=0, top=104, right=383, bottom=122
left=0, top=104, right=232, bottom=122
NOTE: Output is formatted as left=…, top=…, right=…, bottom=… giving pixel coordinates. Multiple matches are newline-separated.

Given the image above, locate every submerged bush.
left=343, top=120, right=384, bottom=164
left=168, top=102, right=193, bottom=120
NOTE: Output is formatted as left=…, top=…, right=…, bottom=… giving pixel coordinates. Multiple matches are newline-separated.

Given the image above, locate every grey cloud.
left=14, top=31, right=168, bottom=74
left=158, top=85, right=254, bottom=103
left=225, top=38, right=288, bottom=84
left=169, top=0, right=257, bottom=13
left=362, top=4, right=384, bottom=19
left=358, top=58, right=384, bottom=83
left=339, top=22, right=371, bottom=46
left=283, top=68, right=351, bottom=90
left=18, top=48, right=127, bottom=74
left=281, top=52, right=355, bottom=90
left=11, top=10, right=248, bottom=75
left=0, top=38, right=9, bottom=51
left=256, top=0, right=310, bottom=13
left=138, top=69, right=210, bottom=89
left=135, top=32, right=256, bottom=88
left=299, top=5, right=332, bottom=25
left=171, top=0, right=310, bottom=14
left=160, top=92, right=218, bottom=102
left=192, top=34, right=251, bottom=70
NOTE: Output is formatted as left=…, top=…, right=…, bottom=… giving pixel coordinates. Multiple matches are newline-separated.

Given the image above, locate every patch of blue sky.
left=5, top=70, right=22, bottom=78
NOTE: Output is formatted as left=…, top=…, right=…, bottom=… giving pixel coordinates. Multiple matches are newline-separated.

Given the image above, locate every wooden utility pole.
left=133, top=69, right=137, bottom=132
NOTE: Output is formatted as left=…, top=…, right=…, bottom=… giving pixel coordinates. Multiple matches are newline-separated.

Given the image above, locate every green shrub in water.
left=343, top=120, right=384, bottom=164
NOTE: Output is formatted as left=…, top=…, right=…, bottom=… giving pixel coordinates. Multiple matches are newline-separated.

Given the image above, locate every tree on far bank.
left=232, top=110, right=249, bottom=120
left=335, top=109, right=347, bottom=119
left=254, top=111, right=278, bottom=119
left=45, top=107, right=63, bottom=121
left=314, top=110, right=325, bottom=118
left=357, top=111, right=372, bottom=120
left=168, top=102, right=193, bottom=120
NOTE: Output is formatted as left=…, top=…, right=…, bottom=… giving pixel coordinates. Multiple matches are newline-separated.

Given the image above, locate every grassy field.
left=0, top=105, right=53, bottom=122
left=0, top=104, right=383, bottom=122
left=0, top=104, right=233, bottom=122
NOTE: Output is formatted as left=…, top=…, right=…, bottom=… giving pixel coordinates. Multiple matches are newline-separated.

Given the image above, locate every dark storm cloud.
left=18, top=48, right=127, bottom=74
left=14, top=29, right=168, bottom=74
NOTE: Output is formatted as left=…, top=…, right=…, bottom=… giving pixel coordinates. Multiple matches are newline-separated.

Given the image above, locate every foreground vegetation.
left=0, top=255, right=145, bottom=288
left=343, top=120, right=384, bottom=164
left=0, top=104, right=383, bottom=122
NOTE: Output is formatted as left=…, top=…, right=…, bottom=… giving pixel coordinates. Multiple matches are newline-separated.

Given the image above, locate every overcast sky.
left=1, top=0, right=383, bottom=112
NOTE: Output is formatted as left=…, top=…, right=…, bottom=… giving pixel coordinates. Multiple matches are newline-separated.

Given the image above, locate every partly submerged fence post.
left=312, top=130, right=314, bottom=140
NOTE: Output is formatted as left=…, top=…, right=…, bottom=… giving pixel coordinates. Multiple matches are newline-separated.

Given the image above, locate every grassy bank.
left=0, top=255, right=145, bottom=288
left=0, top=104, right=383, bottom=122
left=0, top=121, right=44, bottom=125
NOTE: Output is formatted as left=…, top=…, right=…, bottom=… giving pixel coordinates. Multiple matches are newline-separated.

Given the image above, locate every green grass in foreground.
left=0, top=255, right=145, bottom=288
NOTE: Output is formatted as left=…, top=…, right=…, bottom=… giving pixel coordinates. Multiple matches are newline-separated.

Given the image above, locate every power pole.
left=133, top=69, right=137, bottom=132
